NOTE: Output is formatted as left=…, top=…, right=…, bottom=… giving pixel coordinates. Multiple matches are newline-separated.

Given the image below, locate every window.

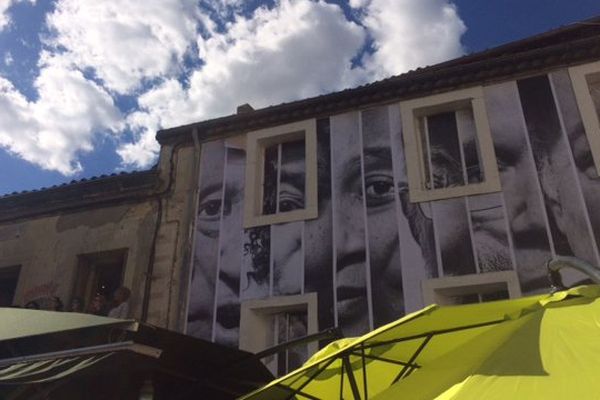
left=0, top=265, right=20, bottom=307
left=421, top=270, right=521, bottom=306
left=272, top=310, right=309, bottom=376
left=72, top=249, right=127, bottom=312
left=244, top=119, right=318, bottom=227
left=400, top=87, right=501, bottom=202
left=239, top=293, right=318, bottom=376
left=569, top=61, right=600, bottom=176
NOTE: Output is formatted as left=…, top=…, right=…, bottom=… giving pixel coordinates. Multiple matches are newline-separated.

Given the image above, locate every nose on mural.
left=337, top=196, right=366, bottom=253
left=509, top=187, right=548, bottom=240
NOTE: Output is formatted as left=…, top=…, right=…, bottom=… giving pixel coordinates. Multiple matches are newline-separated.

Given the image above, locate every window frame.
left=238, top=293, right=318, bottom=363
left=72, top=249, right=128, bottom=309
left=400, top=86, right=501, bottom=203
left=421, top=270, right=521, bottom=306
left=568, top=60, right=600, bottom=177
left=244, top=119, right=318, bottom=228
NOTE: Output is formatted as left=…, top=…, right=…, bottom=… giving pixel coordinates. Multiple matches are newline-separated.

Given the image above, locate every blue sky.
left=0, top=0, right=599, bottom=195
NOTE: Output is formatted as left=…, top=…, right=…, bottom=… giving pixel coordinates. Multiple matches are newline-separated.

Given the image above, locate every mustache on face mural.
left=187, top=70, right=600, bottom=368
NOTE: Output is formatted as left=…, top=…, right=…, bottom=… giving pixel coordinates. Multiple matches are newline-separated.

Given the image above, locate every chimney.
left=236, top=103, right=254, bottom=114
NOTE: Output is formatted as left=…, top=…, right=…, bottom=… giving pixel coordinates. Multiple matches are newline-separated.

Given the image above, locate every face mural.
left=518, top=75, right=597, bottom=286
left=187, top=141, right=225, bottom=341
left=188, top=69, right=600, bottom=354
left=550, top=70, right=600, bottom=261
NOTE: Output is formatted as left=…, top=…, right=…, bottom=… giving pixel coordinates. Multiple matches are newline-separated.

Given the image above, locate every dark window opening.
left=455, top=289, right=509, bottom=305
left=0, top=265, right=20, bottom=307
left=261, top=138, right=307, bottom=215
left=73, top=249, right=127, bottom=314
left=420, top=107, right=484, bottom=190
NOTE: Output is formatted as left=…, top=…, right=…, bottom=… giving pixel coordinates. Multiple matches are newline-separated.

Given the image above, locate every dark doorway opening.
left=0, top=265, right=20, bottom=307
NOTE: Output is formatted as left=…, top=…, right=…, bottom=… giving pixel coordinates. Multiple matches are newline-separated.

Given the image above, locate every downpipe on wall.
left=547, top=256, right=600, bottom=292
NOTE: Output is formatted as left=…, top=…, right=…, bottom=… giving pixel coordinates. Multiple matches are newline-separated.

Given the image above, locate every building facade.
left=1, top=17, right=600, bottom=375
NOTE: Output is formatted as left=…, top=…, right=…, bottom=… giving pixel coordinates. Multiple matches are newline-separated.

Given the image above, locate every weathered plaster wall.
left=0, top=142, right=200, bottom=332
left=0, top=200, right=156, bottom=318
left=144, top=143, right=199, bottom=331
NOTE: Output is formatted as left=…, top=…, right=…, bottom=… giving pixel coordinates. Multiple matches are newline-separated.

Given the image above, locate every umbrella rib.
left=343, top=355, right=362, bottom=400
left=348, top=351, right=420, bottom=369
left=267, top=384, right=322, bottom=400
left=292, top=388, right=322, bottom=400
left=361, top=346, right=368, bottom=400
left=361, top=318, right=505, bottom=350
left=340, top=355, right=345, bottom=400
left=283, top=357, right=338, bottom=400
left=392, top=334, right=433, bottom=384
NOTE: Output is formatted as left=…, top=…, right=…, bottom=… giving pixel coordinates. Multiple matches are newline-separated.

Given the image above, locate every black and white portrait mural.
left=187, top=68, right=600, bottom=360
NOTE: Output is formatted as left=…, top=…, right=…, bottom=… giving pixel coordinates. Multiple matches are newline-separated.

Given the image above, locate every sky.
left=0, top=0, right=599, bottom=195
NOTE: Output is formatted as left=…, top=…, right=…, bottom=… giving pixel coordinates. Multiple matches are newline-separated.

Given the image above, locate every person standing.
left=108, top=287, right=131, bottom=319
left=88, top=294, right=108, bottom=316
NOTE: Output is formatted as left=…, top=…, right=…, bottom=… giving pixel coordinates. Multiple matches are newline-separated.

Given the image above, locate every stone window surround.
left=400, top=86, right=502, bottom=203
left=421, top=270, right=521, bottom=306
left=238, top=293, right=318, bottom=358
left=243, top=119, right=318, bottom=228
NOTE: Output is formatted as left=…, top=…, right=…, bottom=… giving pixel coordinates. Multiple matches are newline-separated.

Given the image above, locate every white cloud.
left=121, top=0, right=465, bottom=168
left=0, top=53, right=122, bottom=174
left=46, top=0, right=200, bottom=94
left=122, top=0, right=366, bottom=164
left=0, top=0, right=12, bottom=30
left=348, top=0, right=369, bottom=9
left=4, top=51, right=13, bottom=66
left=194, top=0, right=365, bottom=114
left=357, top=0, right=466, bottom=80
left=1, top=0, right=466, bottom=175
left=119, top=79, right=190, bottom=166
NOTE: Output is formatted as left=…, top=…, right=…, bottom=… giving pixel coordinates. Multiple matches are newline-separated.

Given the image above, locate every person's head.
left=69, top=297, right=84, bottom=312
left=520, top=75, right=598, bottom=287
left=238, top=136, right=328, bottom=340
left=325, top=110, right=405, bottom=335
left=113, top=287, right=131, bottom=305
left=567, top=119, right=600, bottom=229
left=213, top=148, right=246, bottom=346
left=428, top=110, right=511, bottom=275
left=262, top=139, right=307, bottom=297
left=533, top=101, right=600, bottom=290
left=51, top=296, right=63, bottom=312
left=486, top=82, right=553, bottom=293
left=89, top=294, right=106, bottom=314
left=304, top=123, right=335, bottom=330
left=24, top=300, right=40, bottom=309
left=187, top=143, right=246, bottom=346
left=187, top=142, right=227, bottom=341
left=468, top=193, right=513, bottom=273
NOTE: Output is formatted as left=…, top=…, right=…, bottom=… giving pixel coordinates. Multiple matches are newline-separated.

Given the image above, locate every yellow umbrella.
left=239, top=285, right=600, bottom=400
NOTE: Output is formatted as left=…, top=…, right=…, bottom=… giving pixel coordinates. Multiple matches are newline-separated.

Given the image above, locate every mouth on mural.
left=336, top=286, right=368, bottom=321
left=337, top=286, right=366, bottom=302
left=216, top=303, right=240, bottom=330
left=336, top=286, right=369, bottom=332
left=187, top=307, right=211, bottom=323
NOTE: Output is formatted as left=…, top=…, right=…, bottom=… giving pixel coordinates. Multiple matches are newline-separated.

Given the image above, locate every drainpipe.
left=141, top=140, right=184, bottom=323
left=547, top=256, right=600, bottom=291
